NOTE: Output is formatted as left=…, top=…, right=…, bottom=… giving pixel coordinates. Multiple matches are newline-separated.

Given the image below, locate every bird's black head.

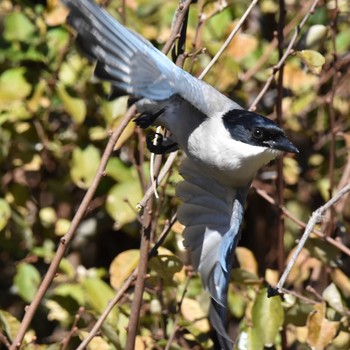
left=222, top=109, right=299, bottom=153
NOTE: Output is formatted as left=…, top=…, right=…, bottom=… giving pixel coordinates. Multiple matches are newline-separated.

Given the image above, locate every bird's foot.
left=146, top=133, right=178, bottom=154
left=134, top=108, right=165, bottom=129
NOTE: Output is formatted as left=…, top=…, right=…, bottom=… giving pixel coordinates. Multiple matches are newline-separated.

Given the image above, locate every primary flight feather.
left=62, top=1, right=298, bottom=348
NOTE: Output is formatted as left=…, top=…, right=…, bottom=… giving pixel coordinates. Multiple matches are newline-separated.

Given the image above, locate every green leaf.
left=82, top=277, right=117, bottom=320
left=0, top=68, right=31, bottom=106
left=0, top=310, right=21, bottom=342
left=57, top=84, right=86, bottom=124
left=46, top=28, right=70, bottom=61
left=52, top=283, right=85, bottom=305
left=14, top=263, right=41, bottom=303
left=105, top=158, right=134, bottom=183
left=252, top=288, right=284, bottom=347
left=148, top=254, right=183, bottom=284
left=3, top=12, right=35, bottom=42
left=231, top=268, right=260, bottom=285
left=39, top=207, right=57, bottom=228
left=235, top=325, right=264, bottom=350
left=70, top=145, right=101, bottom=189
left=106, top=181, right=142, bottom=228
left=0, top=198, right=11, bottom=231
left=295, top=50, right=326, bottom=73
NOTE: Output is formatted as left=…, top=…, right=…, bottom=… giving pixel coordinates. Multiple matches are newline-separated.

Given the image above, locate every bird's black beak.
left=264, top=136, right=299, bottom=154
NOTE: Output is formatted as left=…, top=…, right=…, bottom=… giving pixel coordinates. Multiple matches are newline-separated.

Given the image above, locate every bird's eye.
left=253, top=128, right=264, bottom=140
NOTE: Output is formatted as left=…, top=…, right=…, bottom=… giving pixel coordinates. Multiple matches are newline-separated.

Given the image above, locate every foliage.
left=0, top=0, right=350, bottom=349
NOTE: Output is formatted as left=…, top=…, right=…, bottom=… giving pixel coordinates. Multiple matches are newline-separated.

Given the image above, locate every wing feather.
left=62, top=0, right=240, bottom=115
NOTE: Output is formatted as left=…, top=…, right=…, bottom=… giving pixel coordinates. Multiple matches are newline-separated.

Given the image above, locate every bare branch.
left=275, top=184, right=350, bottom=293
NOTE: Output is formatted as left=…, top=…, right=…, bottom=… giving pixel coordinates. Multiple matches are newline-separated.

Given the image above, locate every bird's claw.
left=134, top=109, right=165, bottom=129
left=146, top=133, right=178, bottom=154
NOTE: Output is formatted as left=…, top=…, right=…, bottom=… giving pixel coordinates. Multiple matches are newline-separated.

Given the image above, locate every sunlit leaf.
left=3, top=12, right=35, bottom=42
left=235, top=324, right=264, bottom=350
left=39, top=207, right=57, bottom=228
left=70, top=145, right=101, bottom=189
left=306, top=303, right=339, bottom=350
left=52, top=283, right=85, bottom=305
left=181, top=297, right=210, bottom=333
left=252, top=288, right=284, bottom=346
left=57, top=84, right=86, bottom=124
left=14, top=263, right=41, bottom=303
left=105, top=157, right=134, bottom=183
left=45, top=3, right=69, bottom=26
left=110, top=249, right=139, bottom=290
left=106, top=181, right=142, bottom=228
left=322, top=283, right=344, bottom=314
left=114, top=120, right=136, bottom=150
left=0, top=310, right=21, bottom=342
left=148, top=254, right=183, bottom=283
left=0, top=68, right=31, bottom=106
left=283, top=157, right=300, bottom=185
left=79, top=331, right=111, bottom=350
left=298, top=25, right=328, bottom=50
left=235, top=247, right=258, bottom=275
left=55, top=218, right=71, bottom=236
left=101, top=96, right=129, bottom=125
left=45, top=300, right=70, bottom=325
left=295, top=50, right=326, bottom=74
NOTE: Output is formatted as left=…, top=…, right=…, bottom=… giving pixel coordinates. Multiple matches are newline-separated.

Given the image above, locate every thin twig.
left=137, top=152, right=179, bottom=210
left=76, top=214, right=177, bottom=349
left=249, top=0, right=321, bottom=111
left=165, top=275, right=192, bottom=350
left=276, top=0, right=288, bottom=344
left=125, top=197, right=153, bottom=350
left=198, top=0, right=258, bottom=80
left=276, top=0, right=286, bottom=278
left=255, top=187, right=350, bottom=257
left=10, top=106, right=136, bottom=350
left=61, top=307, right=85, bottom=350
left=0, top=331, right=11, bottom=349
left=275, top=184, right=350, bottom=293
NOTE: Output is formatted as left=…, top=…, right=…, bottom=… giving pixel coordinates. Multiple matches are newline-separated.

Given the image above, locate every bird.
left=62, top=0, right=298, bottom=348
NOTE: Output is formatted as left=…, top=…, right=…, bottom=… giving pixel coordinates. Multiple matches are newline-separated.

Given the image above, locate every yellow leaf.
left=57, top=83, right=86, bottom=124
left=181, top=297, right=210, bottom=333
left=306, top=303, right=339, bottom=350
left=236, top=247, right=258, bottom=275
left=110, top=250, right=139, bottom=290
left=283, top=157, right=300, bottom=185
left=79, top=331, right=111, bottom=350
left=295, top=50, right=326, bottom=74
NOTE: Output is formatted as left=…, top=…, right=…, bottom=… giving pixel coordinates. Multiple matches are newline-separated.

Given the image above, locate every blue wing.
left=177, top=159, right=249, bottom=349
left=62, top=0, right=238, bottom=116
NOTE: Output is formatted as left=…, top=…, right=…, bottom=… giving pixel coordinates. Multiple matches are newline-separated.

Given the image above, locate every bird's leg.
left=146, top=133, right=178, bottom=154
left=134, top=108, right=165, bottom=129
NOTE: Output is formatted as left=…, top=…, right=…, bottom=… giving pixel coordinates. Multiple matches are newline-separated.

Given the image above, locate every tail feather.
left=177, top=158, right=249, bottom=349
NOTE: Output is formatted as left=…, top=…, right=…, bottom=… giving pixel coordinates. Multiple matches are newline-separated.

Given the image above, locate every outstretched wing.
left=177, top=158, right=249, bottom=349
left=62, top=0, right=238, bottom=116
